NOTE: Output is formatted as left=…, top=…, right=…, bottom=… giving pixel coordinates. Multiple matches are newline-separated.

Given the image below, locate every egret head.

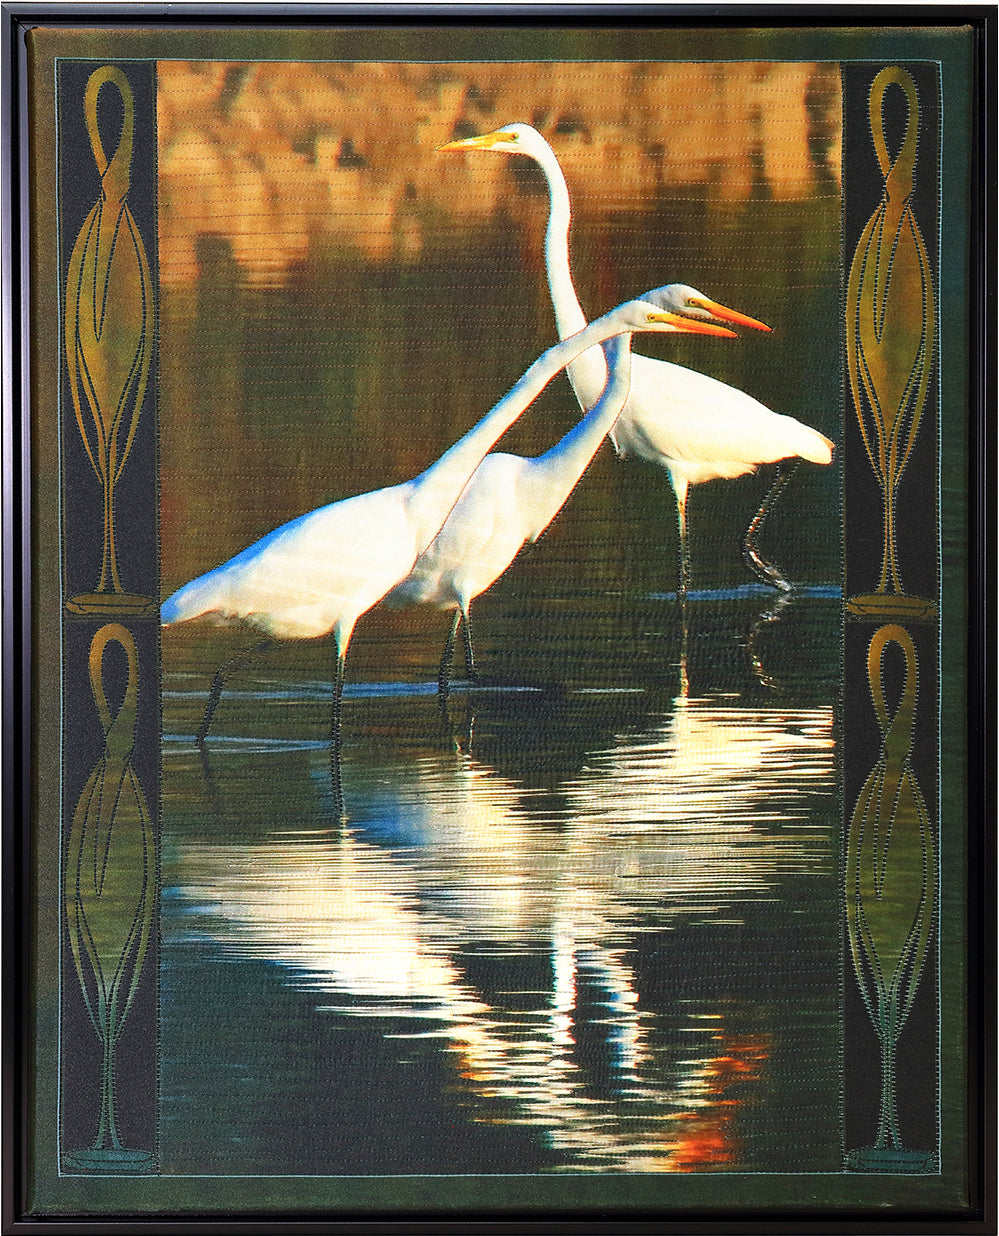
left=642, top=284, right=772, bottom=333
left=608, top=297, right=739, bottom=339
left=438, top=122, right=545, bottom=157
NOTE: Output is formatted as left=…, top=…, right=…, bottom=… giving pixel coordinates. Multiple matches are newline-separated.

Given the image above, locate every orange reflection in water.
left=665, top=1033, right=770, bottom=1171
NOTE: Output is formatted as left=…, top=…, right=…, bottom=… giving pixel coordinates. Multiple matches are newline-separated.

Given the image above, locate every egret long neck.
left=536, top=140, right=608, bottom=407
left=539, top=144, right=587, bottom=339
left=520, top=334, right=633, bottom=538
left=404, top=315, right=635, bottom=553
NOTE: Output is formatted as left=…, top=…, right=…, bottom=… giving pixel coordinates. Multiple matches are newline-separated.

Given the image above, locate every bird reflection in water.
left=166, top=687, right=833, bottom=1172
left=172, top=828, right=782, bottom=1171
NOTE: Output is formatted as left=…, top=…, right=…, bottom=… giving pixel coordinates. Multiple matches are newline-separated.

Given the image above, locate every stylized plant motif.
left=846, top=67, right=934, bottom=601
left=65, top=623, right=155, bottom=1159
left=846, top=624, right=935, bottom=1156
left=65, top=66, right=153, bottom=599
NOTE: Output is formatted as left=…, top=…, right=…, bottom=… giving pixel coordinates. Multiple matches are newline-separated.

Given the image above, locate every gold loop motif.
left=867, top=623, right=918, bottom=750
left=82, top=65, right=134, bottom=202
left=846, top=621, right=935, bottom=1156
left=87, top=621, right=139, bottom=750
left=869, top=66, right=919, bottom=192
left=845, top=65, right=935, bottom=606
left=64, top=621, right=155, bottom=1157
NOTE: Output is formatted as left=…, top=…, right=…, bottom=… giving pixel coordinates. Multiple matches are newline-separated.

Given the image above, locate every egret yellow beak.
left=689, top=297, right=772, bottom=332
left=437, top=129, right=514, bottom=152
left=648, top=312, right=738, bottom=338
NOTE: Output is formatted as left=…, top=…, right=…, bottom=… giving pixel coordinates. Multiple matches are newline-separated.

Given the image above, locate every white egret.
left=439, top=123, right=835, bottom=593
left=384, top=297, right=736, bottom=694
left=161, top=291, right=733, bottom=793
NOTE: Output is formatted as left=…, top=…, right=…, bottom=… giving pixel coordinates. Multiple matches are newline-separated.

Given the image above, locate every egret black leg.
left=196, top=740, right=223, bottom=819
left=196, top=638, right=272, bottom=744
left=461, top=608, right=478, bottom=681
left=678, top=488, right=692, bottom=695
left=438, top=609, right=461, bottom=700
left=678, top=600, right=690, bottom=700
left=671, top=482, right=691, bottom=600
left=331, top=651, right=346, bottom=818
left=742, top=461, right=800, bottom=592
left=679, top=510, right=692, bottom=600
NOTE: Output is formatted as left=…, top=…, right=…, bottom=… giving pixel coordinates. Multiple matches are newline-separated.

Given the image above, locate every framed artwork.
left=3, top=5, right=992, bottom=1230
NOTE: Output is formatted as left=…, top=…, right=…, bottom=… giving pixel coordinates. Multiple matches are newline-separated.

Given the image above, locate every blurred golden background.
left=158, top=60, right=840, bottom=286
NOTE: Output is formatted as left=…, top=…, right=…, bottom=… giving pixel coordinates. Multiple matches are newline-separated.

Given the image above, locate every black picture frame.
left=3, top=4, right=994, bottom=1231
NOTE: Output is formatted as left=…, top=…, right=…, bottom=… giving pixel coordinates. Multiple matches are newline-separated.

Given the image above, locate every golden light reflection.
left=170, top=698, right=833, bottom=1171
left=176, top=828, right=772, bottom=1170
left=566, top=698, right=835, bottom=827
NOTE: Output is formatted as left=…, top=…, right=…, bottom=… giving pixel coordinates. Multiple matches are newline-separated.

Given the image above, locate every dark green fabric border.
left=23, top=19, right=979, bottom=1220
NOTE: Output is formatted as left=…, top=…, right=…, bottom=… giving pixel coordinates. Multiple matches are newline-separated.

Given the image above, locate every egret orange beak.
left=689, top=296, right=771, bottom=332
left=649, top=312, right=738, bottom=338
left=437, top=129, right=514, bottom=152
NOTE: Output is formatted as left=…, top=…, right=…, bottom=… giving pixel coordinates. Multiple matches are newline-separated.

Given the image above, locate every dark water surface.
left=160, top=592, right=842, bottom=1175
left=159, top=75, right=843, bottom=1175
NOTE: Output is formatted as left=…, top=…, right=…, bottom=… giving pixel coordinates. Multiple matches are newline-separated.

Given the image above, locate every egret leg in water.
left=196, top=638, right=273, bottom=744
left=438, top=610, right=461, bottom=699
left=462, top=612, right=477, bottom=680
left=331, top=651, right=346, bottom=818
left=743, top=460, right=801, bottom=592
left=674, top=480, right=692, bottom=599
left=437, top=608, right=478, bottom=702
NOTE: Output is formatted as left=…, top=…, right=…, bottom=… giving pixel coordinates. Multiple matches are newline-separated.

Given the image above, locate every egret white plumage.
left=161, top=292, right=733, bottom=791
left=439, top=122, right=835, bottom=594
left=384, top=300, right=735, bottom=694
